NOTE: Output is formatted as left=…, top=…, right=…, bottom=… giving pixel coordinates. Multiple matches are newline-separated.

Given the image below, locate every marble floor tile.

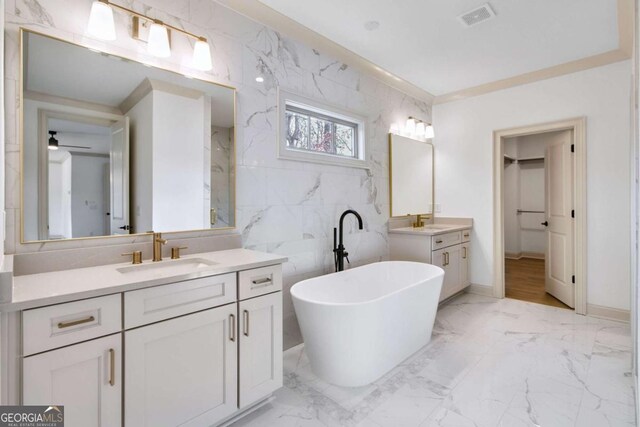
left=230, top=293, right=635, bottom=427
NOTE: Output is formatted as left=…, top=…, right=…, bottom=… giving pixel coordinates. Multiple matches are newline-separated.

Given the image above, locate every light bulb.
left=192, top=38, right=212, bottom=71
left=405, top=118, right=416, bottom=135
left=255, top=76, right=264, bottom=83
left=87, top=1, right=116, bottom=41
left=147, top=22, right=171, bottom=58
left=415, top=121, right=426, bottom=138
left=424, top=124, right=435, bottom=139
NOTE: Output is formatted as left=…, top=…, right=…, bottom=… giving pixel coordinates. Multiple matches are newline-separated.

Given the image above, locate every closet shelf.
left=517, top=156, right=545, bottom=164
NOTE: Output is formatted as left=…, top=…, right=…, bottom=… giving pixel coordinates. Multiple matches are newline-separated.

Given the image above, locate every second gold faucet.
left=153, top=232, right=168, bottom=262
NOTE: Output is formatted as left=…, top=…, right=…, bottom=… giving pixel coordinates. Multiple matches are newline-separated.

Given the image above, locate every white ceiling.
left=25, top=32, right=235, bottom=127
left=258, top=0, right=620, bottom=95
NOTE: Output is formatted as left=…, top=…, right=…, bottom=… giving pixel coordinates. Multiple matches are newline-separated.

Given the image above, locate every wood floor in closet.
left=505, top=257, right=571, bottom=309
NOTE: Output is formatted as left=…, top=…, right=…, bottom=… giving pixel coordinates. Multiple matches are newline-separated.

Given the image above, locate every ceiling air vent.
left=458, top=3, right=496, bottom=27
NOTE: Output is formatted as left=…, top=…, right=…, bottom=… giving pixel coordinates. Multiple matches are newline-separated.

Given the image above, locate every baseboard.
left=521, top=252, right=545, bottom=260
left=466, top=283, right=495, bottom=297
left=504, top=252, right=545, bottom=260
left=587, top=303, right=630, bottom=323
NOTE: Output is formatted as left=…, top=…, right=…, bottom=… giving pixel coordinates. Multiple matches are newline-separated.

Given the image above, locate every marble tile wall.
left=3, top=0, right=431, bottom=348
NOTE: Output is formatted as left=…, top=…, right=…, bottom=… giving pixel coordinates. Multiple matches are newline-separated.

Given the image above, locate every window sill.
left=277, top=148, right=369, bottom=169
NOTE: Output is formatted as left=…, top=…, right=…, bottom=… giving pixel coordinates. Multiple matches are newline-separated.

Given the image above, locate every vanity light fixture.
left=405, top=117, right=416, bottom=136
left=424, top=124, right=435, bottom=139
left=390, top=116, right=434, bottom=140
left=86, top=0, right=214, bottom=70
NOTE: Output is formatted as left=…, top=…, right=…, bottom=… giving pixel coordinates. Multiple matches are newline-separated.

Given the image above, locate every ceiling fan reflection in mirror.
left=47, top=130, right=91, bottom=151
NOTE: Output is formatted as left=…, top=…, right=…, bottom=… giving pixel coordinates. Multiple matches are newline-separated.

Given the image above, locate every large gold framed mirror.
left=20, top=29, right=236, bottom=243
left=389, top=133, right=434, bottom=218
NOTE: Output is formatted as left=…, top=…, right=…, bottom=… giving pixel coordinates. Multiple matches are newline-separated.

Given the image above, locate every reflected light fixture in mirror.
left=147, top=21, right=171, bottom=58
left=87, top=1, right=116, bottom=40
left=86, top=0, right=213, bottom=70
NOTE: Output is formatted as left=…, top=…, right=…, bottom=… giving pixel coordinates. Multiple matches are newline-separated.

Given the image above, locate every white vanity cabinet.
left=125, top=304, right=238, bottom=427
left=23, top=334, right=122, bottom=427
left=239, top=291, right=283, bottom=408
left=10, top=252, right=286, bottom=427
left=389, top=225, right=472, bottom=302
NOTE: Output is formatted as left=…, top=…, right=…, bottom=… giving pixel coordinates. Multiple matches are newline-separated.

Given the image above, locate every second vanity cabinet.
left=389, top=226, right=472, bottom=301
left=18, top=258, right=284, bottom=427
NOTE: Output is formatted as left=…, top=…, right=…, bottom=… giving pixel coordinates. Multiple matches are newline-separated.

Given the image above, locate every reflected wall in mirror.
left=21, top=30, right=236, bottom=242
left=389, top=133, right=434, bottom=217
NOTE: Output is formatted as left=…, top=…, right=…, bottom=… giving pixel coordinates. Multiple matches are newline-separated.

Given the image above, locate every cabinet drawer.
left=432, top=231, right=462, bottom=250
left=124, top=273, right=236, bottom=329
left=461, top=229, right=471, bottom=243
left=238, top=264, right=282, bottom=300
left=23, top=294, right=121, bottom=356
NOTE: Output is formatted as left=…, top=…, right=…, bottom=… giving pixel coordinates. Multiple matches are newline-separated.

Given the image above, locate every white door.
left=544, top=136, right=575, bottom=308
left=239, top=292, right=283, bottom=408
left=23, top=334, right=122, bottom=427
left=125, top=305, right=238, bottom=427
left=110, top=118, right=130, bottom=235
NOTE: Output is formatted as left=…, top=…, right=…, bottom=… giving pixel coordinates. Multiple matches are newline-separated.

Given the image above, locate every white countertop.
left=1, top=249, right=287, bottom=312
left=388, top=224, right=472, bottom=236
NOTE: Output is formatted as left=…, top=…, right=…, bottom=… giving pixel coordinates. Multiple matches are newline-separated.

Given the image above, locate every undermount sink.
left=421, top=224, right=454, bottom=230
left=117, top=258, right=218, bottom=275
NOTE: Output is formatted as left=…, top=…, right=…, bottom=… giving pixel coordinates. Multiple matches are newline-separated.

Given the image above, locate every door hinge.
left=572, top=275, right=575, bottom=284
left=571, top=144, right=575, bottom=153
left=571, top=209, right=575, bottom=218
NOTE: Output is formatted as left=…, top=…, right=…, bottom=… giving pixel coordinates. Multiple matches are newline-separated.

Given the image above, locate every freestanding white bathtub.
left=291, top=261, right=444, bottom=387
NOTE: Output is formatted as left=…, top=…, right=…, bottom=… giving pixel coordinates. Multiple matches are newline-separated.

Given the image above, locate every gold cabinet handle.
left=464, top=233, right=470, bottom=238
left=252, top=277, right=272, bottom=285
left=463, top=247, right=467, bottom=259
left=57, top=315, right=95, bottom=329
left=229, top=314, right=236, bottom=342
left=442, top=252, right=447, bottom=266
left=445, top=252, right=450, bottom=266
left=108, top=348, right=115, bottom=386
left=436, top=239, right=443, bottom=244
left=243, top=310, right=249, bottom=337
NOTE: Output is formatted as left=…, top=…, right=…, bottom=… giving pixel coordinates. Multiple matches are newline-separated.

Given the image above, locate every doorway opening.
left=493, top=118, right=587, bottom=314
left=503, top=130, right=572, bottom=309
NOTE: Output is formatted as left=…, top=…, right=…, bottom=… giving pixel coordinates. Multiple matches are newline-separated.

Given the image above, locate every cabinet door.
left=239, top=292, right=283, bottom=408
left=433, top=246, right=461, bottom=301
left=460, top=243, right=470, bottom=289
left=125, top=304, right=237, bottom=427
left=23, top=334, right=122, bottom=427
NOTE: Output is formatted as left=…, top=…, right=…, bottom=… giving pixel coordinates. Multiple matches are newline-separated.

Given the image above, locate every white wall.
left=127, top=92, right=154, bottom=234
left=434, top=60, right=632, bottom=310
left=70, top=154, right=109, bottom=237
left=152, top=90, right=205, bottom=232
left=48, top=152, right=71, bottom=239
left=503, top=140, right=520, bottom=255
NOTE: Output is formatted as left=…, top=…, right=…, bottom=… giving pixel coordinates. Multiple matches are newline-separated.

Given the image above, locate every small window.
left=278, top=89, right=367, bottom=168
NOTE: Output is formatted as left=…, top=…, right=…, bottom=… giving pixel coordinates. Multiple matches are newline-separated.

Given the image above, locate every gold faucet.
left=152, top=232, right=168, bottom=262
left=412, top=214, right=425, bottom=228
